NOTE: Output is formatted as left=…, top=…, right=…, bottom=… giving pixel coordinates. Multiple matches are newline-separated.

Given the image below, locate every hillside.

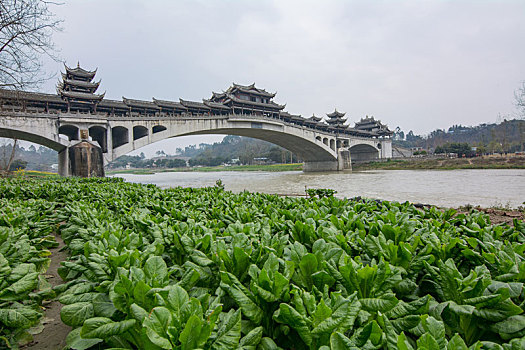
left=395, top=119, right=525, bottom=153
left=178, top=135, right=299, bottom=166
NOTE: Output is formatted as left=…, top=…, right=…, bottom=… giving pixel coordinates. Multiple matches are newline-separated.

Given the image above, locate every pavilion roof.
left=59, top=89, right=105, bottom=101
left=226, top=95, right=285, bottom=110
left=354, top=116, right=392, bottom=135
left=152, top=98, right=188, bottom=110
left=179, top=99, right=211, bottom=110
left=122, top=97, right=159, bottom=109
left=210, top=91, right=227, bottom=100
left=228, top=83, right=276, bottom=98
left=203, top=100, right=231, bottom=110
left=64, top=64, right=97, bottom=79
left=290, top=114, right=304, bottom=122
left=308, top=114, right=322, bottom=122
left=326, top=109, right=346, bottom=118
left=60, top=77, right=101, bottom=90
left=0, top=89, right=64, bottom=104
left=98, top=99, right=127, bottom=109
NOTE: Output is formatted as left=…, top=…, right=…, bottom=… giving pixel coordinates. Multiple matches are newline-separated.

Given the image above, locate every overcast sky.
left=41, top=0, right=525, bottom=156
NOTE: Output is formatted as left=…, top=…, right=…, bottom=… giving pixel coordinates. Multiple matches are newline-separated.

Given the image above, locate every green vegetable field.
left=1, top=177, right=525, bottom=349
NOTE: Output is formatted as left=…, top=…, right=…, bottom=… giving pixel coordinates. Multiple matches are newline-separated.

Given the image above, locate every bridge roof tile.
left=227, top=96, right=285, bottom=110
left=179, top=99, right=211, bottom=110
left=229, top=83, right=276, bottom=98
left=122, top=97, right=159, bottom=109
left=326, top=109, right=346, bottom=118
left=152, top=98, right=188, bottom=110
left=59, top=90, right=105, bottom=101
left=59, top=76, right=101, bottom=90
left=98, top=99, right=127, bottom=109
left=0, top=89, right=64, bottom=104
left=203, top=100, right=231, bottom=110
left=64, top=64, right=97, bottom=79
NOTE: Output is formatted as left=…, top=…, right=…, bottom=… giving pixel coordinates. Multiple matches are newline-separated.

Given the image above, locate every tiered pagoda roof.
left=57, top=64, right=104, bottom=111
left=210, top=83, right=285, bottom=112
left=354, top=116, right=393, bottom=136
left=326, top=109, right=347, bottom=130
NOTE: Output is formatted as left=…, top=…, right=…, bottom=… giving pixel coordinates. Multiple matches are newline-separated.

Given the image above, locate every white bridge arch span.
left=0, top=111, right=392, bottom=174
left=107, top=115, right=339, bottom=168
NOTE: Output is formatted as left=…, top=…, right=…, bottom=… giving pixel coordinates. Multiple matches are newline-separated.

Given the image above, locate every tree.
left=0, top=0, right=61, bottom=89
left=0, top=138, right=18, bottom=172
left=515, top=81, right=525, bottom=118
left=9, top=158, right=26, bottom=170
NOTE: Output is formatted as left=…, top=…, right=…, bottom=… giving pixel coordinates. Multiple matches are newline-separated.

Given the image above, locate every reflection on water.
left=113, top=169, right=525, bottom=208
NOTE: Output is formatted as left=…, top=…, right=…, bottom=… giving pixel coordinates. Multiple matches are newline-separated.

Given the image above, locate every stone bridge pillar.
left=57, top=129, right=105, bottom=177
left=338, top=149, right=352, bottom=170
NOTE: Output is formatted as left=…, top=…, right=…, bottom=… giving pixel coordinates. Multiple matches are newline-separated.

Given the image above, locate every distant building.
left=253, top=157, right=272, bottom=165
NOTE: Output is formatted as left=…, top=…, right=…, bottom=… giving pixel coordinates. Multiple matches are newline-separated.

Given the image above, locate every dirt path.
left=24, top=232, right=71, bottom=350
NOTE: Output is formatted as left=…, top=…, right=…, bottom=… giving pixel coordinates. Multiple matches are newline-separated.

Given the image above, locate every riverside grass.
left=0, top=177, right=525, bottom=349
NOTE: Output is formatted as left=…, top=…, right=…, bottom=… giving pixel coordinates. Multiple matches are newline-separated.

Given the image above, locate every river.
left=113, top=169, right=525, bottom=208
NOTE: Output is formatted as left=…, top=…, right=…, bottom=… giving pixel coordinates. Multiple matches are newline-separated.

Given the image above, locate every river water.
left=113, top=169, right=525, bottom=208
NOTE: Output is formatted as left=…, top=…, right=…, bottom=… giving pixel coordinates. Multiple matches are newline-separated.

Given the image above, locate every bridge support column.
left=68, top=141, right=105, bottom=177
left=338, top=149, right=352, bottom=171
left=303, top=160, right=339, bottom=172
left=58, top=139, right=105, bottom=177
left=58, top=148, right=70, bottom=176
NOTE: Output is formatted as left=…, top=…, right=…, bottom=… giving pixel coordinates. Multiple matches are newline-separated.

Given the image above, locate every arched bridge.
left=0, top=64, right=392, bottom=176
left=0, top=111, right=392, bottom=175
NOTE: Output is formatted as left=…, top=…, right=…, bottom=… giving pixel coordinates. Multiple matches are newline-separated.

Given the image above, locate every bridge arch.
left=110, top=119, right=338, bottom=165
left=89, top=126, right=108, bottom=153
left=152, top=125, right=166, bottom=134
left=112, top=126, right=129, bottom=149
left=133, top=125, right=148, bottom=141
left=349, top=143, right=380, bottom=162
left=0, top=127, right=67, bottom=152
left=58, top=124, right=79, bottom=141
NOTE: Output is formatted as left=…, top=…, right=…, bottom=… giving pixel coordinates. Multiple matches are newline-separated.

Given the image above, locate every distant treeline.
left=106, top=154, right=187, bottom=169
left=394, top=119, right=525, bottom=153
left=180, top=135, right=299, bottom=166
left=0, top=143, right=57, bottom=171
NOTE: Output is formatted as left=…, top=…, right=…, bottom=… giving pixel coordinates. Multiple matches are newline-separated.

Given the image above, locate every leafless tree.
left=516, top=81, right=525, bottom=119
left=0, top=138, right=17, bottom=173
left=0, top=0, right=61, bottom=90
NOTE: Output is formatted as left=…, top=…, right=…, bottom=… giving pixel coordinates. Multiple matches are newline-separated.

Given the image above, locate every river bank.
left=106, top=162, right=303, bottom=175
left=353, top=155, right=525, bottom=170
left=107, top=155, right=525, bottom=175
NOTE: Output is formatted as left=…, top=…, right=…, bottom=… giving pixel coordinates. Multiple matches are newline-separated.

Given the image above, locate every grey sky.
left=41, top=0, right=525, bottom=156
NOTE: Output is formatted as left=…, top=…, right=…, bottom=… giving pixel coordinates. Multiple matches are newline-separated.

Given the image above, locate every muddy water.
left=114, top=169, right=525, bottom=208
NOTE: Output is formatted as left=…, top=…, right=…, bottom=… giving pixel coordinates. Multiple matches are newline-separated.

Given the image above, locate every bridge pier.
left=303, top=149, right=352, bottom=172
left=338, top=149, right=352, bottom=171
left=58, top=148, right=70, bottom=176
left=57, top=139, right=105, bottom=178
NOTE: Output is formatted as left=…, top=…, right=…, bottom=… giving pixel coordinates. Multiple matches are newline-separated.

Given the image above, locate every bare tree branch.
left=516, top=81, right=525, bottom=119
left=0, top=0, right=62, bottom=90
